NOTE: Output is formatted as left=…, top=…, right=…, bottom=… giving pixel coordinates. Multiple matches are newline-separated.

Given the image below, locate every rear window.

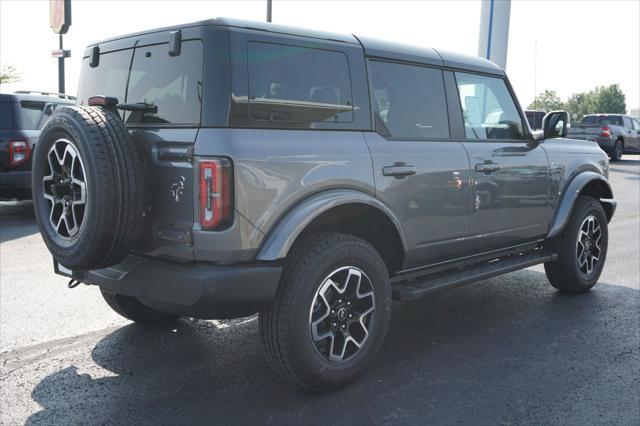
left=17, top=101, right=46, bottom=130
left=245, top=42, right=354, bottom=125
left=0, top=102, right=14, bottom=130
left=582, top=115, right=623, bottom=126
left=77, top=49, right=131, bottom=107
left=77, top=40, right=204, bottom=125
left=125, top=40, right=203, bottom=125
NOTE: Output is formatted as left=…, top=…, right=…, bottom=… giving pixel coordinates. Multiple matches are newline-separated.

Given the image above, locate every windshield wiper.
left=116, top=102, right=158, bottom=114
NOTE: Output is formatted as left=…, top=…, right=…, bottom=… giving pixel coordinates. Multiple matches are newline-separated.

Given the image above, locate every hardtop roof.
left=87, top=17, right=504, bottom=76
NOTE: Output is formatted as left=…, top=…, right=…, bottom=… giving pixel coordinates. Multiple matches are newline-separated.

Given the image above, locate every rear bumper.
left=0, top=170, right=32, bottom=199
left=71, top=255, right=282, bottom=319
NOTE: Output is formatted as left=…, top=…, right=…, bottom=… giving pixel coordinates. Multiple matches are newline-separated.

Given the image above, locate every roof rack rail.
left=14, top=90, right=77, bottom=100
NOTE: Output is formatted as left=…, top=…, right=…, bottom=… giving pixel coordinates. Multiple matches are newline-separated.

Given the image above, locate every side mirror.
left=531, top=129, right=544, bottom=141
left=543, top=110, right=570, bottom=139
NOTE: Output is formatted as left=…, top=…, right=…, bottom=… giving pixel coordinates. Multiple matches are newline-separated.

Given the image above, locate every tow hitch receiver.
left=67, top=279, right=81, bottom=289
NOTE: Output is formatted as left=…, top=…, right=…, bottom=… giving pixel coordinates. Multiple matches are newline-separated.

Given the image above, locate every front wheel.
left=544, top=196, right=608, bottom=292
left=259, top=233, right=391, bottom=391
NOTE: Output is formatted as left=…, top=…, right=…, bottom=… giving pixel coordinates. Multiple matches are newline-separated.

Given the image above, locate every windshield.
left=582, top=115, right=623, bottom=126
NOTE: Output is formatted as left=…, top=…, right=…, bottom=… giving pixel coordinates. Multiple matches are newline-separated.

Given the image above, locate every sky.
left=1, top=0, right=639, bottom=111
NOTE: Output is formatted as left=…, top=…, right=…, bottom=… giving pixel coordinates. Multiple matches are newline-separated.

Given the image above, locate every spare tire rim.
left=42, top=139, right=87, bottom=239
left=576, top=215, right=602, bottom=275
left=308, top=266, right=376, bottom=362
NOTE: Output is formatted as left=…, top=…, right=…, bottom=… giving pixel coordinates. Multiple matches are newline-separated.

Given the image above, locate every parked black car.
left=0, top=91, right=76, bottom=199
left=32, top=18, right=615, bottom=391
left=568, top=114, right=640, bottom=161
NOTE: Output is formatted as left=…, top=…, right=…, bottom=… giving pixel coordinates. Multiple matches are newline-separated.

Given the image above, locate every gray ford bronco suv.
left=32, top=18, right=616, bottom=391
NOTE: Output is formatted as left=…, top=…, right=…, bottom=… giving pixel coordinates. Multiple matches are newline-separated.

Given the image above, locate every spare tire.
left=32, top=106, right=145, bottom=270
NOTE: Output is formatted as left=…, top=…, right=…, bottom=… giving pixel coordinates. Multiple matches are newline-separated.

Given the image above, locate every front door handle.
left=383, top=164, right=417, bottom=177
left=475, top=162, right=502, bottom=173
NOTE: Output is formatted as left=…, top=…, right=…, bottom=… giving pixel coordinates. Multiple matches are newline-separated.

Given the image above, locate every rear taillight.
left=9, top=140, right=30, bottom=165
left=600, top=126, right=612, bottom=138
left=199, top=159, right=232, bottom=230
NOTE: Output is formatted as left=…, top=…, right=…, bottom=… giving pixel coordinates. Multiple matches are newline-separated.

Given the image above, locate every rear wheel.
left=544, top=196, right=608, bottom=292
left=610, top=140, right=623, bottom=161
left=101, top=289, right=180, bottom=325
left=259, top=233, right=391, bottom=391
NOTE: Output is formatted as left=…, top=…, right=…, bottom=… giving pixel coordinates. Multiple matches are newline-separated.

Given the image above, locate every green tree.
left=0, top=64, right=21, bottom=84
left=528, top=89, right=564, bottom=112
left=591, top=84, right=626, bottom=114
left=565, top=92, right=594, bottom=122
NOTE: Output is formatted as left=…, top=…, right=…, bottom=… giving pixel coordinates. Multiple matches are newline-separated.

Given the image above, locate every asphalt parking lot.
left=1, top=158, right=638, bottom=425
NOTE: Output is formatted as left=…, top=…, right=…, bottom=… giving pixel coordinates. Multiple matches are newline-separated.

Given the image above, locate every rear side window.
left=0, top=103, right=14, bottom=130
left=125, top=40, right=204, bottom=125
left=77, top=49, right=132, bottom=106
left=368, top=60, right=449, bottom=139
left=246, top=42, right=354, bottom=124
left=455, top=72, right=524, bottom=140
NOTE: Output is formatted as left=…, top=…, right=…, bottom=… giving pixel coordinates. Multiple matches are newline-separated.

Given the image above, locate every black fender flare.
left=547, top=171, right=616, bottom=239
left=256, top=189, right=408, bottom=261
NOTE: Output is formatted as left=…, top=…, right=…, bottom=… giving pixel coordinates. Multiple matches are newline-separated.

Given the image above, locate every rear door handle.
left=383, top=165, right=417, bottom=177
left=475, top=162, right=502, bottom=173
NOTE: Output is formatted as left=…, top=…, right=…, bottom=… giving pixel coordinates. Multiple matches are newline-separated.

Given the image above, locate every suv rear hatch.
left=77, top=37, right=205, bottom=262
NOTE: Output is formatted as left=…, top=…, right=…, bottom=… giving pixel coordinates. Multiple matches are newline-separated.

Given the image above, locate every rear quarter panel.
left=194, top=128, right=376, bottom=245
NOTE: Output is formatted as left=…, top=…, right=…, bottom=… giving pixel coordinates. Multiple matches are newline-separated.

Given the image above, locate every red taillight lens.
left=199, top=159, right=232, bottom=230
left=600, top=126, right=612, bottom=138
left=9, top=140, right=30, bottom=165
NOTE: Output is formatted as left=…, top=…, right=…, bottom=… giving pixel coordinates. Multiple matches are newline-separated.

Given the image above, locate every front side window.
left=455, top=72, right=524, bottom=140
left=126, top=40, right=203, bottom=125
left=368, top=60, right=449, bottom=139
left=246, top=42, right=354, bottom=124
left=632, top=119, right=640, bottom=130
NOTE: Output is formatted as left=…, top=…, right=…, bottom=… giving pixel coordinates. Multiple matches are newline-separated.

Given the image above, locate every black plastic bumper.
left=0, top=170, right=32, bottom=199
left=73, top=256, right=282, bottom=319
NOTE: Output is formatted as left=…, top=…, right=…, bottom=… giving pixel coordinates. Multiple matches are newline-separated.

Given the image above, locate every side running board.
left=391, top=252, right=557, bottom=302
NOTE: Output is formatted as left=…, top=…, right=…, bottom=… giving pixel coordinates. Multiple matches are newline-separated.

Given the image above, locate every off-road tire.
left=259, top=233, right=392, bottom=391
left=544, top=196, right=608, bottom=292
left=610, top=140, right=624, bottom=161
left=32, top=106, right=145, bottom=270
left=101, top=289, right=180, bottom=325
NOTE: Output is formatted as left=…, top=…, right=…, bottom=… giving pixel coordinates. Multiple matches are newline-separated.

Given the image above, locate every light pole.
left=533, top=40, right=538, bottom=110
left=267, top=0, right=272, bottom=22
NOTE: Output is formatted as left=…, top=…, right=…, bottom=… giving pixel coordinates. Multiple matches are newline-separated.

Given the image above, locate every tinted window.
left=245, top=42, right=354, bottom=124
left=0, top=103, right=14, bottom=130
left=455, top=72, right=524, bottom=140
left=17, top=101, right=45, bottom=130
left=125, top=40, right=203, bottom=125
left=77, top=49, right=132, bottom=106
left=369, top=60, right=449, bottom=139
left=582, top=115, right=623, bottom=126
